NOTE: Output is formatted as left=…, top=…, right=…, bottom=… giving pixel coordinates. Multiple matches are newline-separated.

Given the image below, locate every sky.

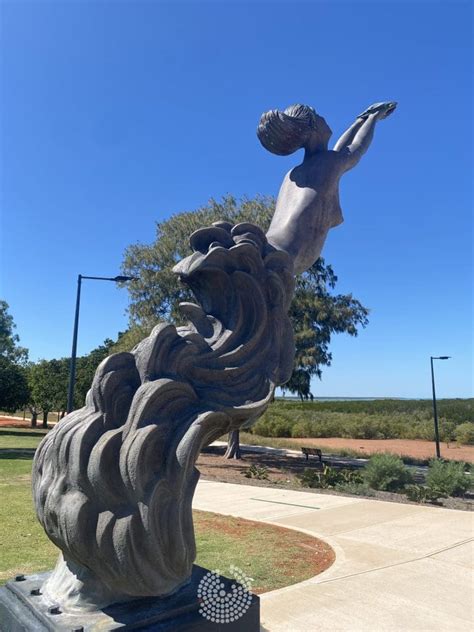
left=1, top=0, right=472, bottom=398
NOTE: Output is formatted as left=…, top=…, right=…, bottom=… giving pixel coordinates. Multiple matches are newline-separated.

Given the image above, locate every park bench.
left=301, top=447, right=323, bottom=463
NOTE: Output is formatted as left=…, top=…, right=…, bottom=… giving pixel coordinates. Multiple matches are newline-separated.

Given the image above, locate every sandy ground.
left=282, top=436, right=474, bottom=463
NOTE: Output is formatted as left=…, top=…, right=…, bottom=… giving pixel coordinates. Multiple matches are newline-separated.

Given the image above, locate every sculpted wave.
left=32, top=222, right=295, bottom=611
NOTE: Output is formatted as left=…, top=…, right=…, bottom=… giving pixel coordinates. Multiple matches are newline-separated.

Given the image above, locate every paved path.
left=194, top=480, right=473, bottom=632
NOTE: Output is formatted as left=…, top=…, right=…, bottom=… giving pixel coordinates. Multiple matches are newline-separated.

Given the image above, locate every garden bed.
left=197, top=446, right=474, bottom=512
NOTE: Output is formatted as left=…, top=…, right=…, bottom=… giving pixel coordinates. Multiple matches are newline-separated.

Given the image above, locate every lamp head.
left=113, top=275, right=136, bottom=283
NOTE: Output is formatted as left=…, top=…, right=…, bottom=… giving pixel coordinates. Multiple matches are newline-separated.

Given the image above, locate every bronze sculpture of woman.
left=23, top=101, right=396, bottom=617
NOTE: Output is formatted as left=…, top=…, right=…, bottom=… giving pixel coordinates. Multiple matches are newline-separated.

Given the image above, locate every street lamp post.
left=430, top=355, right=451, bottom=459
left=66, top=274, right=135, bottom=413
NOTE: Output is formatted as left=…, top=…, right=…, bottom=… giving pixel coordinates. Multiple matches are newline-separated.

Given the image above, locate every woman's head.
left=257, top=104, right=331, bottom=156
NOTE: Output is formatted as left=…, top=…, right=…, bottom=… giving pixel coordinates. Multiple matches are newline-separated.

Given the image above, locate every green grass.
left=0, top=427, right=333, bottom=591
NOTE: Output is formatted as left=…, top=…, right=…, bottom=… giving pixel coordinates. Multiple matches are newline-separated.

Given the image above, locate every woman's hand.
left=358, top=101, right=397, bottom=121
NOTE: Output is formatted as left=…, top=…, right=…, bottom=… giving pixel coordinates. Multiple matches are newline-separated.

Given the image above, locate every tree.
left=0, top=357, right=29, bottom=412
left=285, top=258, right=369, bottom=401
left=24, top=340, right=117, bottom=428
left=0, top=301, right=30, bottom=412
left=27, top=359, right=69, bottom=428
left=0, top=300, right=28, bottom=364
left=121, top=196, right=369, bottom=457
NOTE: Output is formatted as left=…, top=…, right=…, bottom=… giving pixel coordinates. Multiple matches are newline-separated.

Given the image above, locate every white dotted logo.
left=197, top=564, right=253, bottom=624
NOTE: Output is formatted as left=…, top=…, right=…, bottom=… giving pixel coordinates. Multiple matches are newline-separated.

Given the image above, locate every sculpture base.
left=0, top=566, right=260, bottom=631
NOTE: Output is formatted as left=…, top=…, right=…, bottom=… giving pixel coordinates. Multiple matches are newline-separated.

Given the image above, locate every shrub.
left=252, top=414, right=294, bottom=437
left=405, top=484, right=440, bottom=503
left=439, top=419, right=456, bottom=445
left=297, top=465, right=362, bottom=489
left=363, top=453, right=413, bottom=492
left=425, top=460, right=472, bottom=498
left=291, top=421, right=313, bottom=438
left=455, top=422, right=474, bottom=445
left=335, top=482, right=375, bottom=496
left=251, top=400, right=474, bottom=441
left=243, top=464, right=269, bottom=480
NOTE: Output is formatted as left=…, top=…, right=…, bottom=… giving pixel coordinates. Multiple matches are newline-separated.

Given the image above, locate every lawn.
left=0, top=428, right=333, bottom=592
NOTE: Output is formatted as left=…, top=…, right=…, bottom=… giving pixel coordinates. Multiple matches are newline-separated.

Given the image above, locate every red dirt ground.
left=284, top=436, right=474, bottom=463
left=0, top=417, right=34, bottom=428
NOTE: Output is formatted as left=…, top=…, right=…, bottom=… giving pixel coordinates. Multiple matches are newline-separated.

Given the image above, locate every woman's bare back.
left=266, top=152, right=344, bottom=274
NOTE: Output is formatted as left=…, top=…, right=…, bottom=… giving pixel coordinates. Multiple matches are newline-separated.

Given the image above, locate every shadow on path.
left=0, top=448, right=36, bottom=460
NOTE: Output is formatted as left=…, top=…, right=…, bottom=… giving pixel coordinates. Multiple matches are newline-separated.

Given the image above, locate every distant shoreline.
left=276, top=396, right=471, bottom=402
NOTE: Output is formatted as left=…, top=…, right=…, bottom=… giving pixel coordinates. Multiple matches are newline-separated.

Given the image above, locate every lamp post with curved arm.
left=430, top=355, right=451, bottom=459
left=66, top=274, right=135, bottom=413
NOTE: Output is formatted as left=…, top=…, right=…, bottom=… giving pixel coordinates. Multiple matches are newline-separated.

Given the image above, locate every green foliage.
left=248, top=399, right=474, bottom=442
left=439, top=418, right=457, bottom=445
left=363, top=453, right=413, bottom=491
left=404, top=484, right=440, bottom=503
left=110, top=327, right=151, bottom=354
left=274, top=397, right=474, bottom=424
left=0, top=301, right=28, bottom=364
left=425, top=460, right=472, bottom=498
left=0, top=358, right=29, bottom=412
left=297, top=465, right=362, bottom=489
left=455, top=422, right=474, bottom=445
left=27, top=359, right=69, bottom=416
left=120, top=196, right=369, bottom=400
left=252, top=413, right=295, bottom=438
left=243, top=464, right=269, bottom=480
left=24, top=339, right=116, bottom=426
left=334, top=481, right=375, bottom=496
left=0, top=302, right=30, bottom=411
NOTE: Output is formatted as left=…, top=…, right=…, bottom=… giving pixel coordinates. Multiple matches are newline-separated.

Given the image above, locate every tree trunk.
left=30, top=410, right=37, bottom=429
left=224, top=430, right=241, bottom=459
left=42, top=411, right=49, bottom=429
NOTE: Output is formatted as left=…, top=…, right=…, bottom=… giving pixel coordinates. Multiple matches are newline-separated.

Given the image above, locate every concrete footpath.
left=193, top=480, right=474, bottom=632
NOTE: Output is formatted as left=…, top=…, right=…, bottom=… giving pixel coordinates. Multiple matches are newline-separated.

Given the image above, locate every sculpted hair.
left=257, top=104, right=317, bottom=156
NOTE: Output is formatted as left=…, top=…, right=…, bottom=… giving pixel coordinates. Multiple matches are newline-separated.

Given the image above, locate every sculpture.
left=31, top=101, right=396, bottom=614
left=259, top=101, right=396, bottom=274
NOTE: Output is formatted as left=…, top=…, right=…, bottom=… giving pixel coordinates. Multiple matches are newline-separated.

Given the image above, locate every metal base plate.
left=0, top=566, right=260, bottom=631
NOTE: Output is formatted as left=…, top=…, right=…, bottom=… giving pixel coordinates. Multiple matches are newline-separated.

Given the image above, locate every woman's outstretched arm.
left=333, top=118, right=365, bottom=152
left=337, top=113, right=379, bottom=171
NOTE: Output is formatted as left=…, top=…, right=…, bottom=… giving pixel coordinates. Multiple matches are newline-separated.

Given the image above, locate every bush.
left=291, top=421, right=313, bottom=438
left=297, top=465, right=362, bottom=489
left=455, top=422, right=474, bottom=445
left=363, top=453, right=413, bottom=492
left=251, top=400, right=474, bottom=442
left=405, top=484, right=440, bottom=503
left=425, top=460, right=472, bottom=498
left=335, top=482, right=375, bottom=496
left=243, top=465, right=269, bottom=480
left=252, top=414, right=294, bottom=437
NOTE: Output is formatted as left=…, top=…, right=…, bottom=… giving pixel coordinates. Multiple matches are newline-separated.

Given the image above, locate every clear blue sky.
left=1, top=1, right=472, bottom=398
